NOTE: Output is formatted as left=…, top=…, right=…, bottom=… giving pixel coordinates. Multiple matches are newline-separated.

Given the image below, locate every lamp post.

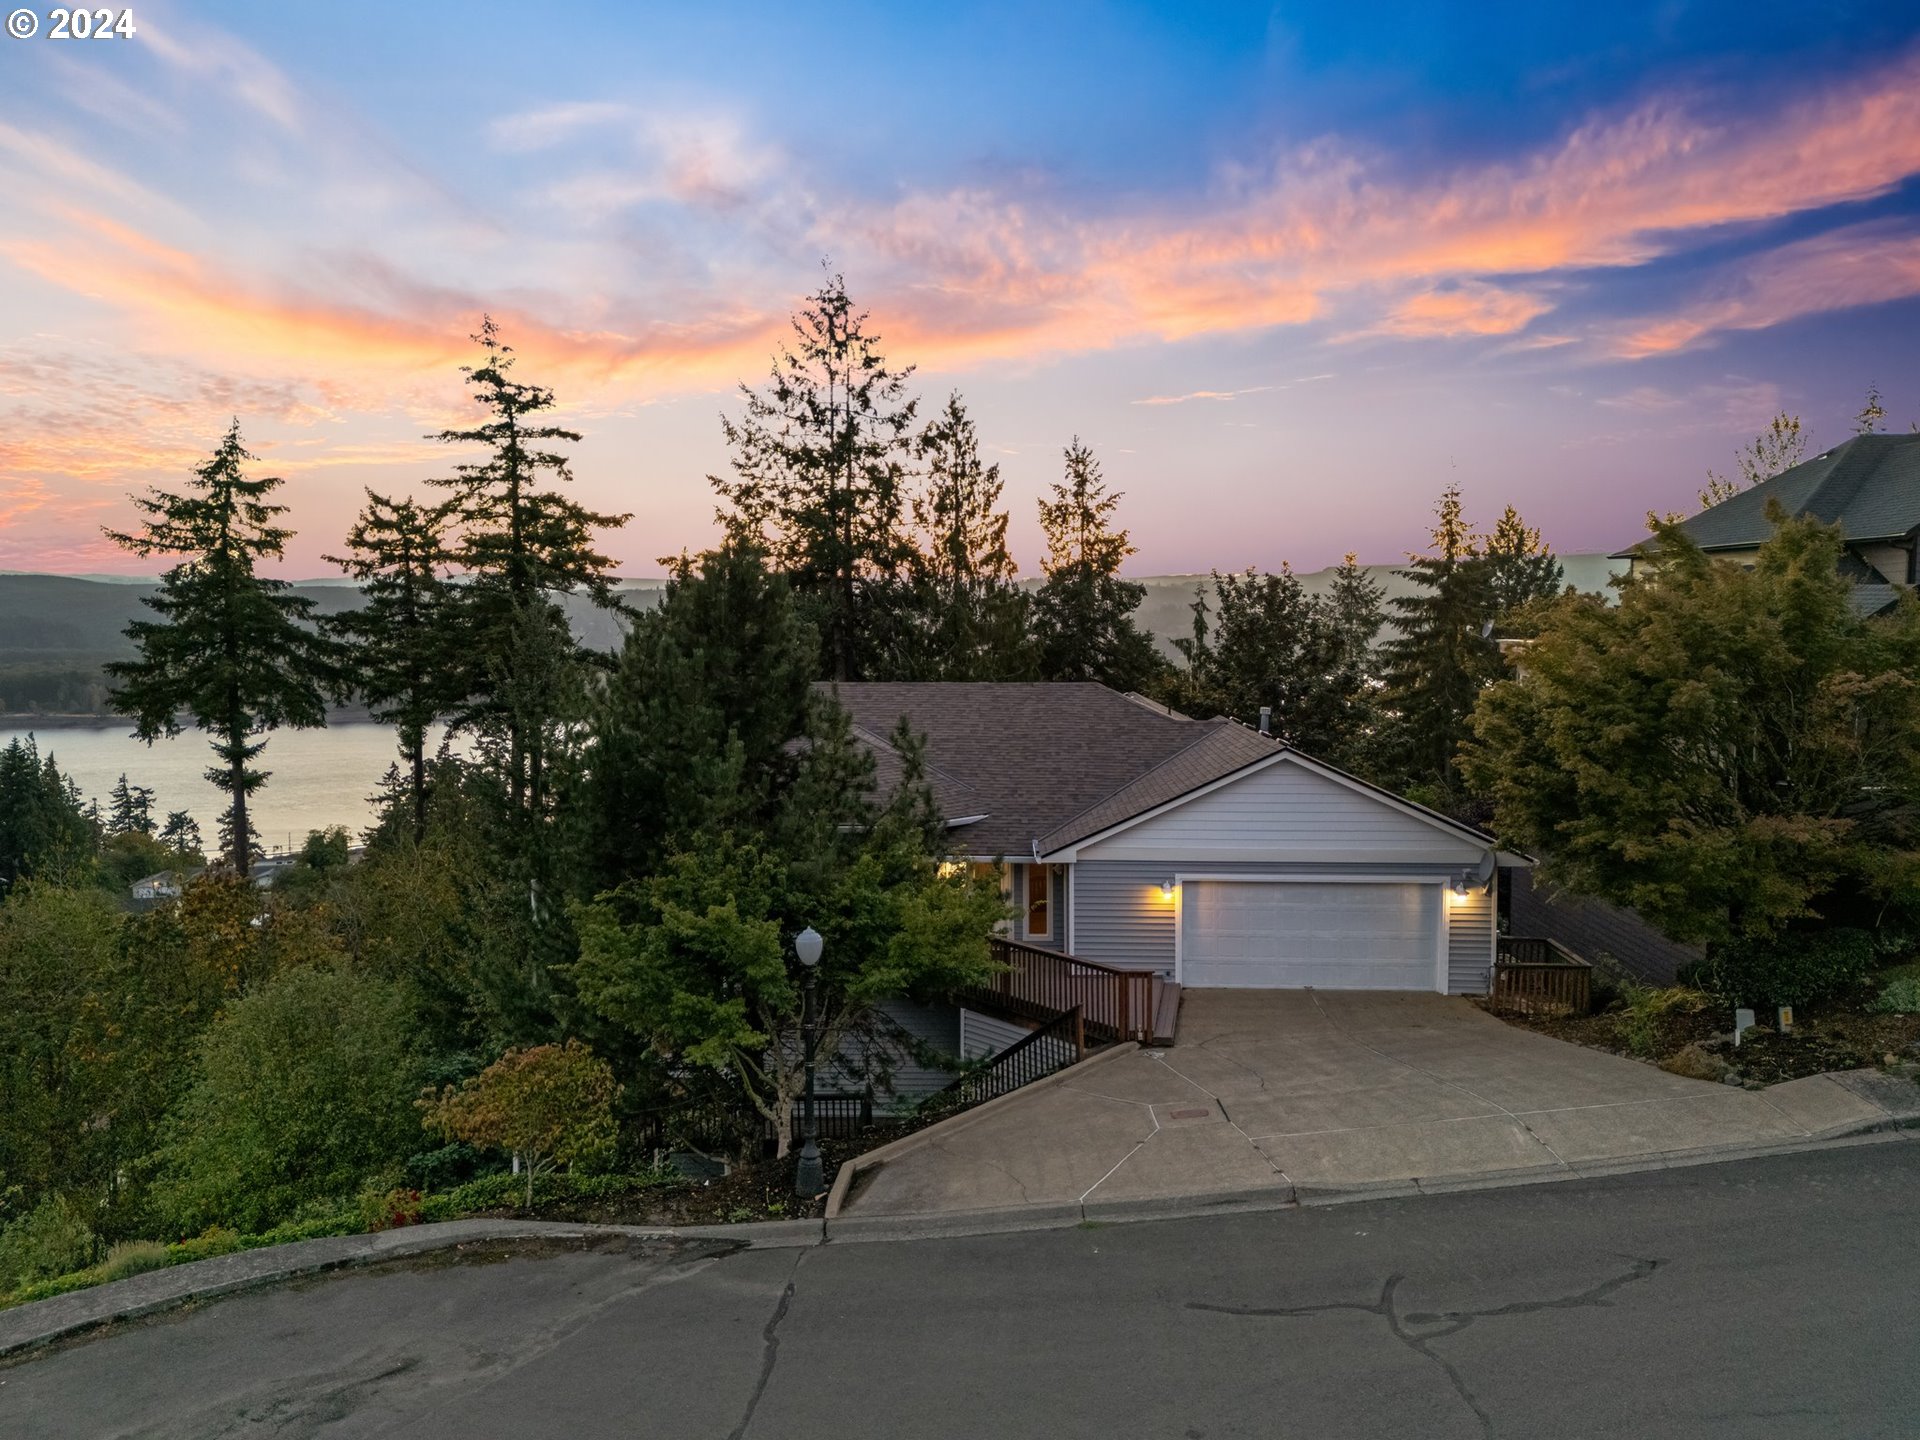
left=793, top=926, right=824, bottom=1198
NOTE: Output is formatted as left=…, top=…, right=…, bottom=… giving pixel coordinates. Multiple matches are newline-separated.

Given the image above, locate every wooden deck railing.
left=926, top=1006, right=1086, bottom=1117
left=1492, top=936, right=1593, bottom=1016
left=963, top=938, right=1158, bottom=1044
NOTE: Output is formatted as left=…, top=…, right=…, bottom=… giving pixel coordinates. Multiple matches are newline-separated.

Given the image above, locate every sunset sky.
left=4, top=1, right=1919, bottom=578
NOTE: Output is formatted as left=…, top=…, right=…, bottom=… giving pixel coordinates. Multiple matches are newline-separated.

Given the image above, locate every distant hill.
left=0, top=559, right=1625, bottom=718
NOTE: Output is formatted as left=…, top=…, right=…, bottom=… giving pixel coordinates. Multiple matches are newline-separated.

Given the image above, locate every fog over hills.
left=0, top=556, right=1627, bottom=718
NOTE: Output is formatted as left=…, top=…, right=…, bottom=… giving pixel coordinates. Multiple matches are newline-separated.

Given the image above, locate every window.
left=1025, top=863, right=1051, bottom=940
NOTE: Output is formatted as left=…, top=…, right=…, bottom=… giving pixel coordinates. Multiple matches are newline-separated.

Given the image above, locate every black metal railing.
left=924, top=1006, right=1086, bottom=1118
left=780, top=1090, right=876, bottom=1147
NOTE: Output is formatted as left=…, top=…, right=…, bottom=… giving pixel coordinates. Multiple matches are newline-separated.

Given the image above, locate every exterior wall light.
left=1160, top=880, right=1176, bottom=900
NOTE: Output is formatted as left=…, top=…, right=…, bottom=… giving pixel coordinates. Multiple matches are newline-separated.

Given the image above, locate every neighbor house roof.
left=1613, top=432, right=1920, bottom=558
left=820, top=681, right=1279, bottom=858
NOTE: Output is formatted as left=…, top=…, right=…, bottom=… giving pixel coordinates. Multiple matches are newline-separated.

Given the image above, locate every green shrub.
left=1872, top=975, right=1920, bottom=1014
left=356, top=1186, right=426, bottom=1232
left=99, top=1240, right=170, bottom=1283
left=154, top=968, right=428, bottom=1235
left=0, top=1195, right=95, bottom=1291
left=1693, top=928, right=1877, bottom=1009
left=1616, top=984, right=1709, bottom=1058
left=417, top=1169, right=677, bottom=1222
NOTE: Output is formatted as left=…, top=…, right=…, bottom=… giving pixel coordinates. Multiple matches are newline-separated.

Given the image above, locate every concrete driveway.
left=843, top=990, right=1913, bottom=1219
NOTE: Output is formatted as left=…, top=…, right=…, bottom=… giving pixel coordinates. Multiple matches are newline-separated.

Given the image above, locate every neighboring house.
left=130, top=869, right=185, bottom=901
left=1613, top=432, right=1920, bottom=615
left=829, top=682, right=1525, bottom=999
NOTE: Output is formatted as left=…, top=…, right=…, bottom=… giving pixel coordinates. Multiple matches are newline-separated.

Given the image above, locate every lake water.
left=2, top=721, right=440, bottom=853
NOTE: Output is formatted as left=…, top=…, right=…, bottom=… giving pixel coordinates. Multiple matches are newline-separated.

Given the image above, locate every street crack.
left=1188, top=1256, right=1663, bottom=1437
left=727, top=1248, right=807, bottom=1440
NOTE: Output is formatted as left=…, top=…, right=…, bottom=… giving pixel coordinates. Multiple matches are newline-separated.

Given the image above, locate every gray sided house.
left=823, top=683, right=1524, bottom=1104
left=1613, top=431, right=1920, bottom=615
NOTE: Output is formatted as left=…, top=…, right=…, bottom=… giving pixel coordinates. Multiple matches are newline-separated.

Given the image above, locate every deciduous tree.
left=1463, top=510, right=1920, bottom=948
left=421, top=1040, right=618, bottom=1207
left=1700, top=412, right=1807, bottom=508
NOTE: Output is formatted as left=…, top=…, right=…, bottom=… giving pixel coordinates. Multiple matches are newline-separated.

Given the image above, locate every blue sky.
left=2, top=0, right=1918, bottom=577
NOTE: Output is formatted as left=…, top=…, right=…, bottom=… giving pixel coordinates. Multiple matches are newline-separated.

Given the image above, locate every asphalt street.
left=5, top=1139, right=1919, bottom=1439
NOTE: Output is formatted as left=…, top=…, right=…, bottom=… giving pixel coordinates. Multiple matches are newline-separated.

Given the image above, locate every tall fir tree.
left=0, top=737, right=95, bottom=892
left=1375, top=485, right=1496, bottom=805
left=428, top=318, right=628, bottom=817
left=574, top=542, right=818, bottom=893
left=711, top=272, right=919, bottom=681
left=158, top=808, right=204, bottom=862
left=1031, top=438, right=1162, bottom=690
left=1480, top=505, right=1564, bottom=615
left=1324, top=553, right=1386, bottom=674
left=325, top=492, right=457, bottom=842
left=106, top=773, right=157, bottom=836
left=103, top=422, right=336, bottom=873
left=903, top=393, right=1033, bottom=679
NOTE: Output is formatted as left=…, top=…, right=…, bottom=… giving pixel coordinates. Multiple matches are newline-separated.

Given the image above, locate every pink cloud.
left=1610, top=221, right=1920, bottom=357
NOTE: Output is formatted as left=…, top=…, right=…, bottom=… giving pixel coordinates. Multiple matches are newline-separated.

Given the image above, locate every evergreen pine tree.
left=0, top=736, right=95, bottom=892
left=1376, top=485, right=1496, bottom=803
left=575, top=541, right=817, bottom=892
left=1480, top=505, right=1564, bottom=615
left=711, top=272, right=919, bottom=681
left=428, top=318, right=628, bottom=816
left=1324, top=553, right=1386, bottom=674
left=903, top=393, right=1033, bottom=679
left=107, top=773, right=157, bottom=836
left=1031, top=438, right=1162, bottom=690
left=103, top=422, right=337, bottom=873
left=325, top=492, right=457, bottom=842
left=158, top=809, right=204, bottom=862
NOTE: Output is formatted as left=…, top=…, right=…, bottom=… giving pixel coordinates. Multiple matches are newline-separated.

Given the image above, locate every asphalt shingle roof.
left=1614, top=433, right=1920, bottom=556
left=819, top=682, right=1277, bottom=859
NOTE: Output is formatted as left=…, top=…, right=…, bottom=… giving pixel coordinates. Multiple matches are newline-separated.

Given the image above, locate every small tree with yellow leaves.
left=421, top=1040, right=618, bottom=1207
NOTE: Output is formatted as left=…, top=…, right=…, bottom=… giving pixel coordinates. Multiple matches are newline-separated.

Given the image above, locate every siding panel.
left=960, top=1008, right=1035, bottom=1059
left=1073, top=758, right=1486, bottom=864
left=1445, top=884, right=1494, bottom=996
left=810, top=998, right=962, bottom=1111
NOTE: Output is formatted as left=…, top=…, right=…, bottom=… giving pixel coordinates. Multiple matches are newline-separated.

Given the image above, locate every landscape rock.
left=1661, top=1043, right=1732, bottom=1082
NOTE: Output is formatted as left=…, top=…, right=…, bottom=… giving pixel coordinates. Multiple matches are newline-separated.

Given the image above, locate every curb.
left=823, top=1041, right=1142, bottom=1219
left=0, top=1215, right=796, bottom=1362
left=6, top=1076, right=1913, bottom=1360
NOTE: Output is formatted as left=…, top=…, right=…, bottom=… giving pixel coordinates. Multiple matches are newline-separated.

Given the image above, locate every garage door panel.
left=1182, top=881, right=1437, bottom=990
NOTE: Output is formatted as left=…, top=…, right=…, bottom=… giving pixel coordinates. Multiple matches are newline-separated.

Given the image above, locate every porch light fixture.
left=1448, top=874, right=1471, bottom=898
left=1160, top=880, right=1175, bottom=900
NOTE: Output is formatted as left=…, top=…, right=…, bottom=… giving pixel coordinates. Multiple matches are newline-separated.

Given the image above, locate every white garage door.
left=1181, top=881, right=1439, bottom=990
